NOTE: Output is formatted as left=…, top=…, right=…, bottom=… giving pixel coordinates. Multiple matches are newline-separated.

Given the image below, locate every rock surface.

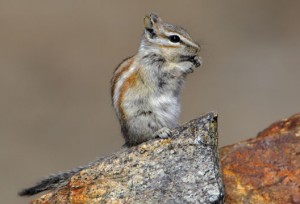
left=28, top=113, right=300, bottom=204
left=30, top=112, right=224, bottom=204
left=220, top=113, right=300, bottom=204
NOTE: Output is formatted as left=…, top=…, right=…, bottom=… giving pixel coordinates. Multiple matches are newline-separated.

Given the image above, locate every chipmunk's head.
left=141, top=13, right=200, bottom=60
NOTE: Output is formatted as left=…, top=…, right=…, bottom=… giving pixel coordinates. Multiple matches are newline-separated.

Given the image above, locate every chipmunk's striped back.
left=111, top=57, right=135, bottom=119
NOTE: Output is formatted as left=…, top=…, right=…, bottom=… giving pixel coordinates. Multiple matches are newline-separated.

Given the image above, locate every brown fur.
left=111, top=57, right=134, bottom=97
left=117, top=70, right=138, bottom=121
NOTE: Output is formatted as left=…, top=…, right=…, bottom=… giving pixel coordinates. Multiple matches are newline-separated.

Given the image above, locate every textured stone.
left=220, top=113, right=300, bottom=204
left=30, top=112, right=224, bottom=204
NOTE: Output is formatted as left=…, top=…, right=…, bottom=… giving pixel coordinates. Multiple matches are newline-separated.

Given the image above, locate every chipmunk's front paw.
left=193, top=55, right=202, bottom=68
left=153, top=127, right=172, bottom=139
left=181, top=55, right=202, bottom=73
left=188, top=55, right=202, bottom=70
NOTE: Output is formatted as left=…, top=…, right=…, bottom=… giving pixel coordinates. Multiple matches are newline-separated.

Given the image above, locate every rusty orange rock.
left=220, top=113, right=300, bottom=204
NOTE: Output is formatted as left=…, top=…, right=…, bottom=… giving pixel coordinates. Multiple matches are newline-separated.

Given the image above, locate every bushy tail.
left=18, top=166, right=85, bottom=196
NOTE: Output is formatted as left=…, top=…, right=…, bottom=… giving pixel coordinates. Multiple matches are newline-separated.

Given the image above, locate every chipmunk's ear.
left=144, top=13, right=162, bottom=37
left=144, top=15, right=153, bottom=30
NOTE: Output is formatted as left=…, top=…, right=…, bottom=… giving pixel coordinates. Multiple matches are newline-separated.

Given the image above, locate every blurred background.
left=1, top=1, right=299, bottom=203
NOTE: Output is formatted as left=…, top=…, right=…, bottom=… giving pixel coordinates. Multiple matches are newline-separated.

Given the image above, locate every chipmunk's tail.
left=18, top=166, right=85, bottom=196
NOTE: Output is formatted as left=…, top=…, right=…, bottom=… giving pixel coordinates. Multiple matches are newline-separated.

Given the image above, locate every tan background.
left=1, top=1, right=300, bottom=203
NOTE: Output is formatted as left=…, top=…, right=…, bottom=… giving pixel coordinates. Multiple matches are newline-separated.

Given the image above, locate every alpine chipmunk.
left=112, top=13, right=201, bottom=146
left=19, top=13, right=201, bottom=196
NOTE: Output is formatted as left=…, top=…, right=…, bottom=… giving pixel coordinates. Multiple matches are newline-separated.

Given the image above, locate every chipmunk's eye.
left=169, top=35, right=180, bottom=43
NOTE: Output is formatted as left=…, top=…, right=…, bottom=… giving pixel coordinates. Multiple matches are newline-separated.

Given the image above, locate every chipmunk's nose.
left=190, top=42, right=200, bottom=54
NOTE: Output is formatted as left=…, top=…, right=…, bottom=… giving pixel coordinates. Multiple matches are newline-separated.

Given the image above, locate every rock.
left=220, top=113, right=300, bottom=204
left=30, top=112, right=224, bottom=204
left=28, top=113, right=300, bottom=204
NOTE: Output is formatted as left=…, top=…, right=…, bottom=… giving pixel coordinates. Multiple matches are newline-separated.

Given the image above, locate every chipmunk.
left=19, top=13, right=201, bottom=196
left=112, top=13, right=201, bottom=146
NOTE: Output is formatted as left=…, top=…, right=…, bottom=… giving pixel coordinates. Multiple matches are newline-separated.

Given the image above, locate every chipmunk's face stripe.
left=164, top=31, right=200, bottom=50
left=146, top=30, right=199, bottom=51
left=146, top=34, right=180, bottom=48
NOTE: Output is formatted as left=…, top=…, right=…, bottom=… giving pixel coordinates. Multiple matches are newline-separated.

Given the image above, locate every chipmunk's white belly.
left=148, top=93, right=180, bottom=128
